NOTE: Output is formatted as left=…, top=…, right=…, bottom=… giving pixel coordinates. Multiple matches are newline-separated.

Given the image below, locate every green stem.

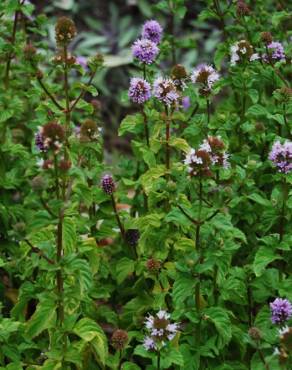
left=157, top=350, right=161, bottom=370
left=165, top=107, right=171, bottom=171
left=141, top=107, right=150, bottom=147
left=4, top=1, right=21, bottom=88
left=206, top=98, right=210, bottom=125
left=195, top=176, right=203, bottom=349
left=111, top=194, right=125, bottom=239
left=279, top=178, right=287, bottom=242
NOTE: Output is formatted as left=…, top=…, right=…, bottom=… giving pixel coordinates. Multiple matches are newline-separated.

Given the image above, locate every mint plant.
left=0, top=0, right=291, bottom=369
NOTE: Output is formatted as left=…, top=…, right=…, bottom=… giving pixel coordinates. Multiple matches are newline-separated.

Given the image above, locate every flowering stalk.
left=157, top=350, right=161, bottom=370
left=141, top=107, right=150, bottom=147
left=165, top=107, right=171, bottom=170
left=36, top=75, right=64, bottom=111
left=279, top=177, right=288, bottom=242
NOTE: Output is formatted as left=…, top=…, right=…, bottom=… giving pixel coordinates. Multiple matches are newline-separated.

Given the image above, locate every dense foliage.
left=0, top=0, right=292, bottom=369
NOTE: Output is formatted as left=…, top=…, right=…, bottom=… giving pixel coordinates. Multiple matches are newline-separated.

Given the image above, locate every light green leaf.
left=115, top=257, right=136, bottom=284
left=73, top=318, right=108, bottom=365
left=253, top=247, right=282, bottom=277
left=26, top=296, right=56, bottom=339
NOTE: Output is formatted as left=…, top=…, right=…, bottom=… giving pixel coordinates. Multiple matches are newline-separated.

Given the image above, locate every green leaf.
left=119, top=113, right=144, bottom=136
left=169, top=137, right=190, bottom=153
left=115, top=257, right=136, bottom=284
left=204, top=307, right=232, bottom=349
left=253, top=247, right=282, bottom=277
left=26, top=296, right=56, bottom=338
left=122, top=362, right=141, bottom=370
left=247, top=193, right=271, bottom=207
left=139, top=165, right=166, bottom=195
left=62, top=218, right=76, bottom=253
left=73, top=318, right=108, bottom=365
left=247, top=104, right=268, bottom=117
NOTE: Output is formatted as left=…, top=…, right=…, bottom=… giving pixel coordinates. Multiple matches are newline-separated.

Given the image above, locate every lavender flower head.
left=270, top=298, right=292, bottom=325
left=191, top=64, right=220, bottom=90
left=269, top=140, right=292, bottom=173
left=128, top=77, right=151, bottom=104
left=153, top=77, right=180, bottom=107
left=143, top=310, right=179, bottom=351
left=230, top=40, right=259, bottom=66
left=142, top=20, right=163, bottom=44
left=132, top=38, right=159, bottom=64
left=263, top=41, right=286, bottom=63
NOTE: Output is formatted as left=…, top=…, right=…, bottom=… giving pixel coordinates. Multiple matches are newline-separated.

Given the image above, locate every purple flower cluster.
left=263, top=41, right=286, bottom=63
left=270, top=298, right=292, bottom=325
left=132, top=20, right=162, bottom=65
left=143, top=310, right=179, bottom=351
left=128, top=77, right=151, bottom=104
left=132, top=38, right=159, bottom=65
left=153, top=77, right=180, bottom=107
left=142, top=20, right=163, bottom=44
left=269, top=140, right=292, bottom=173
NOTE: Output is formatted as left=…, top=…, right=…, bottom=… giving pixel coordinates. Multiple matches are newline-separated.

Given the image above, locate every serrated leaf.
left=253, top=247, right=282, bottom=277
left=73, top=318, right=108, bottom=365
left=26, top=296, right=56, bottom=339
left=115, top=257, right=136, bottom=284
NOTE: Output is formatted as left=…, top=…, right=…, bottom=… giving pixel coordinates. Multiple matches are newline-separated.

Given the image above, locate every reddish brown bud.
left=261, top=32, right=273, bottom=44
left=23, top=43, right=37, bottom=60
left=111, top=329, right=129, bottom=350
left=146, top=258, right=161, bottom=273
left=237, top=1, right=250, bottom=16
left=248, top=327, right=261, bottom=341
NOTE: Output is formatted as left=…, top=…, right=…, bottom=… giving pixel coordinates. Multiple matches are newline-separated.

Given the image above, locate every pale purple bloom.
left=143, top=310, right=179, bottom=351
left=184, top=136, right=229, bottom=176
left=142, top=20, right=163, bottom=44
left=230, top=40, right=259, bottom=66
left=263, top=41, right=286, bottom=62
left=76, top=56, right=88, bottom=69
left=128, top=77, right=151, bottom=104
left=182, top=96, right=191, bottom=111
left=143, top=336, right=156, bottom=350
left=153, top=77, right=180, bottom=106
left=269, top=140, right=292, bottom=173
left=191, top=64, right=220, bottom=89
left=132, top=38, right=159, bottom=64
left=270, top=298, right=292, bottom=325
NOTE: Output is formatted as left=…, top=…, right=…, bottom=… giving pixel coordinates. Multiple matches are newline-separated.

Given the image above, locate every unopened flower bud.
left=80, top=119, right=98, bottom=141
left=59, top=159, right=71, bottom=172
left=171, top=64, right=187, bottom=80
left=101, top=175, right=115, bottom=195
left=125, top=229, right=140, bottom=247
left=111, top=329, right=129, bottom=350
left=88, top=53, right=104, bottom=70
left=36, top=70, right=43, bottom=79
left=237, top=0, right=250, bottom=16
left=255, top=122, right=265, bottom=132
left=248, top=327, right=261, bottom=341
left=261, top=32, right=273, bottom=44
left=23, top=43, right=37, bottom=61
left=146, top=258, right=161, bottom=273
left=31, top=175, right=47, bottom=191
left=55, top=17, right=77, bottom=45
